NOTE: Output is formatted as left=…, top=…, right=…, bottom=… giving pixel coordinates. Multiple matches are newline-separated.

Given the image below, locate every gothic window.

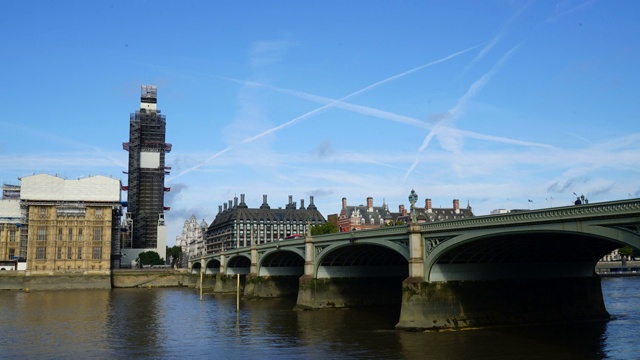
left=36, top=247, right=46, bottom=259
left=37, top=227, right=47, bottom=241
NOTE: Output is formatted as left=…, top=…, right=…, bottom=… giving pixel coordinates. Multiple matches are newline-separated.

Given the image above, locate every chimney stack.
left=300, top=199, right=305, bottom=209
left=453, top=199, right=460, bottom=214
left=399, top=204, right=406, bottom=216
left=342, top=197, right=347, bottom=209
left=308, top=196, right=317, bottom=210
left=426, top=198, right=432, bottom=213
left=261, top=194, right=270, bottom=209
left=367, top=197, right=373, bottom=211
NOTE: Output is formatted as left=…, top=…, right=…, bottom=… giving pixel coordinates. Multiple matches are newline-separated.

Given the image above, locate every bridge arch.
left=226, top=254, right=251, bottom=275
left=258, top=249, right=305, bottom=276
left=425, top=223, right=640, bottom=282
left=204, top=259, right=221, bottom=275
left=191, top=262, right=202, bottom=274
left=315, top=242, right=408, bottom=278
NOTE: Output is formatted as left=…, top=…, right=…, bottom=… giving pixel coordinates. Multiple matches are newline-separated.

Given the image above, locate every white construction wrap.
left=20, top=174, right=121, bottom=202
left=140, top=151, right=160, bottom=168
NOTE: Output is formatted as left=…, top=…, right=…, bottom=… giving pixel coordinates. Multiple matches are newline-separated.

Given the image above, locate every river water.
left=1, top=276, right=638, bottom=359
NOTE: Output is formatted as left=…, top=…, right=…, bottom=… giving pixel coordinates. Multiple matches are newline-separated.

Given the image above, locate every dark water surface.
left=1, top=276, right=638, bottom=359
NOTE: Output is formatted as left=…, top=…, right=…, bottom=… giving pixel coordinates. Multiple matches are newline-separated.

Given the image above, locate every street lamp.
left=408, top=189, right=418, bottom=223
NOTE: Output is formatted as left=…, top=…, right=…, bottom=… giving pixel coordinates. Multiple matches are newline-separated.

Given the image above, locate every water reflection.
left=0, top=278, right=638, bottom=359
left=105, top=288, right=164, bottom=356
left=0, top=290, right=112, bottom=358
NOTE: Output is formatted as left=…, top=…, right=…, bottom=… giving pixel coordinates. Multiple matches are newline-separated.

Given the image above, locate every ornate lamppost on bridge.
left=408, top=189, right=418, bottom=224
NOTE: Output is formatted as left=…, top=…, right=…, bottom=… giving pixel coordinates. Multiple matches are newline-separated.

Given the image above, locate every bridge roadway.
left=190, top=199, right=640, bottom=330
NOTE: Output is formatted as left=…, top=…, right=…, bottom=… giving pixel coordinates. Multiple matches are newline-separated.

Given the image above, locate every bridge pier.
left=295, top=275, right=403, bottom=309
left=213, top=273, right=245, bottom=293
left=396, top=276, right=609, bottom=330
left=244, top=274, right=300, bottom=299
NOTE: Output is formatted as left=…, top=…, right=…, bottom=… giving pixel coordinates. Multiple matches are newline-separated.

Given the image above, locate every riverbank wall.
left=111, top=269, right=200, bottom=288
left=0, top=271, right=112, bottom=290
left=0, top=269, right=201, bottom=291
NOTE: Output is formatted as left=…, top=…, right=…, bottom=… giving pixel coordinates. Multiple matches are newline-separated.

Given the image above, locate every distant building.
left=2, top=184, right=20, bottom=200
left=338, top=196, right=474, bottom=232
left=176, top=215, right=207, bottom=263
left=326, top=214, right=339, bottom=231
left=205, top=194, right=326, bottom=253
left=338, top=197, right=395, bottom=231
left=19, top=174, right=122, bottom=273
left=401, top=198, right=474, bottom=223
left=0, top=188, right=26, bottom=263
left=121, top=85, right=171, bottom=264
left=490, top=209, right=510, bottom=215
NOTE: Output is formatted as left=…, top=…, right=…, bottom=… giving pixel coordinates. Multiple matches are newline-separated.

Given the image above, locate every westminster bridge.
left=189, top=199, right=640, bottom=330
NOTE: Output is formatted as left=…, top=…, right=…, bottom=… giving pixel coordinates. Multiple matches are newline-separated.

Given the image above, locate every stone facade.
left=20, top=174, right=122, bottom=273
left=400, top=198, right=474, bottom=223
left=205, top=194, right=325, bottom=253
left=176, top=215, right=207, bottom=260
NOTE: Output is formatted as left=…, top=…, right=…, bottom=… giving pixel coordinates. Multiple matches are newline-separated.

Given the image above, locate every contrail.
left=547, top=0, right=596, bottom=22
left=403, top=46, right=520, bottom=181
left=168, top=45, right=480, bottom=182
left=228, top=80, right=431, bottom=129
left=223, top=77, right=554, bottom=150
left=456, top=2, right=529, bottom=80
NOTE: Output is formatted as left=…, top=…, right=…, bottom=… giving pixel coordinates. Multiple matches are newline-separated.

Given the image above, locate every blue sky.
left=1, top=1, right=639, bottom=245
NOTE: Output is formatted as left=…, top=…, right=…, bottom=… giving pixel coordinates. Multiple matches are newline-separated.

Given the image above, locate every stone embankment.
left=0, top=269, right=200, bottom=291
left=595, top=260, right=640, bottom=276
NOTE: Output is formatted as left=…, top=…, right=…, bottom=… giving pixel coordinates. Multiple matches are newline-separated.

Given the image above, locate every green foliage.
left=138, top=251, right=165, bottom=266
left=166, top=245, right=183, bottom=267
left=166, top=245, right=183, bottom=259
left=311, top=222, right=338, bottom=235
left=618, top=246, right=640, bottom=258
left=385, top=219, right=405, bottom=227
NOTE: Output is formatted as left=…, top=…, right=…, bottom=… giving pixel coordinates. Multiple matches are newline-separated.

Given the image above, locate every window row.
left=35, top=228, right=105, bottom=241
left=37, top=207, right=105, bottom=218
left=36, top=247, right=102, bottom=260
left=0, top=230, right=18, bottom=242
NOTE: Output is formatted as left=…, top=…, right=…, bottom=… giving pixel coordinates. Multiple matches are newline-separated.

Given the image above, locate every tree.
left=138, top=251, right=165, bottom=266
left=618, top=246, right=640, bottom=259
left=311, top=222, right=338, bottom=235
left=166, top=245, right=183, bottom=267
left=385, top=219, right=405, bottom=227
